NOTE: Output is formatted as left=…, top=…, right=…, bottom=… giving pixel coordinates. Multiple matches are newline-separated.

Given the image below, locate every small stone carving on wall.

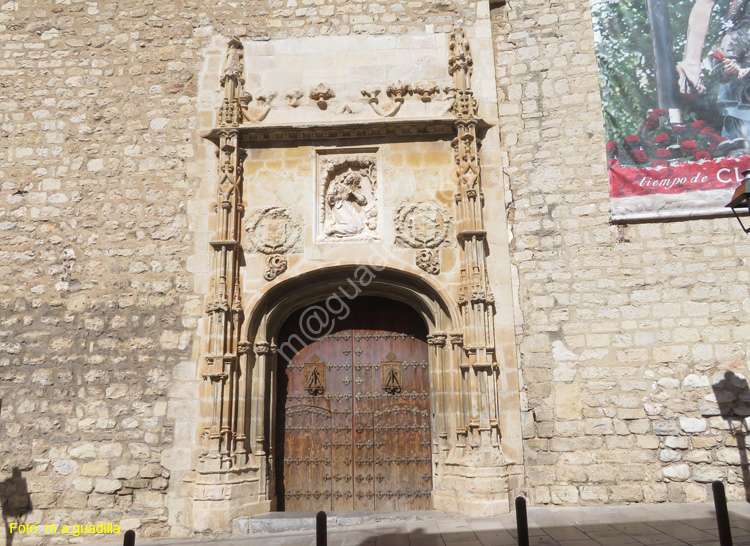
left=318, top=152, right=379, bottom=241
left=245, top=207, right=303, bottom=280
left=395, top=202, right=453, bottom=274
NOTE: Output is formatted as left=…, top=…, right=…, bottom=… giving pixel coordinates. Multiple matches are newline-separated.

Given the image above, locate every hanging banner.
left=591, top=0, right=750, bottom=221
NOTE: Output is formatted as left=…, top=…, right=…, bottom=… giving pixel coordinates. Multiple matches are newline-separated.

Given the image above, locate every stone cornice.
left=201, top=117, right=492, bottom=145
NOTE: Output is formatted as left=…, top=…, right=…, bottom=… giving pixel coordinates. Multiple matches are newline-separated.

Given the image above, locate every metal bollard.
left=712, top=481, right=733, bottom=546
left=515, top=496, right=529, bottom=546
left=123, top=530, right=135, bottom=546
left=316, top=510, right=327, bottom=546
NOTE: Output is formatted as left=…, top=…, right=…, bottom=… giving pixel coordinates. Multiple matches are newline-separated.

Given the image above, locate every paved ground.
left=99, top=502, right=750, bottom=546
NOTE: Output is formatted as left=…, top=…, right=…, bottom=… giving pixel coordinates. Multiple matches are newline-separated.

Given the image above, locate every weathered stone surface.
left=662, top=464, right=691, bottom=482
left=94, top=479, right=123, bottom=494
left=80, top=461, right=109, bottom=477
left=113, top=465, right=141, bottom=480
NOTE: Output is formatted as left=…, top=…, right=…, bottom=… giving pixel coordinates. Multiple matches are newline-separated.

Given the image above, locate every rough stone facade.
left=492, top=0, right=750, bottom=507
left=0, top=0, right=749, bottom=543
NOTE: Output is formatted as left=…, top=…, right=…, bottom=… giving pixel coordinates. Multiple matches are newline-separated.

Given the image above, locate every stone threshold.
left=233, top=509, right=445, bottom=535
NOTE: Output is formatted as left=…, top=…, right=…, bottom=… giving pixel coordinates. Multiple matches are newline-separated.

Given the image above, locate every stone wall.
left=4, top=0, right=750, bottom=541
left=491, top=0, right=750, bottom=505
left=0, top=0, right=483, bottom=542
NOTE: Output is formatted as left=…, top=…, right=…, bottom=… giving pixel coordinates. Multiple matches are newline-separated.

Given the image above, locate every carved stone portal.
left=318, top=152, right=379, bottom=241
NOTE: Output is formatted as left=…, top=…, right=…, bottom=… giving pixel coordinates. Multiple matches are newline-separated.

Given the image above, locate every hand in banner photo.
left=676, top=0, right=716, bottom=95
left=713, top=6, right=750, bottom=154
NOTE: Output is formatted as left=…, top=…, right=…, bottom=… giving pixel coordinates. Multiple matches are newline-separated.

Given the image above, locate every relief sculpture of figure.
left=324, top=171, right=377, bottom=237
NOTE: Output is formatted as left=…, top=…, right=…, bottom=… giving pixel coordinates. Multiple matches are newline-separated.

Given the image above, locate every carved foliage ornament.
left=319, top=153, right=378, bottom=241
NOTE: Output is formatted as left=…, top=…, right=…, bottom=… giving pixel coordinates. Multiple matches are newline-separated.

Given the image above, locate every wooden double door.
left=276, top=298, right=432, bottom=511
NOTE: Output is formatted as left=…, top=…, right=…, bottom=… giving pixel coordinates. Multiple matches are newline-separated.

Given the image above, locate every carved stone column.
left=449, top=28, right=501, bottom=450
left=426, top=332, right=448, bottom=451
left=200, top=37, right=246, bottom=472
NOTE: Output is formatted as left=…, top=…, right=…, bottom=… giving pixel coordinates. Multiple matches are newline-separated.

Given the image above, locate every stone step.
left=233, top=510, right=444, bottom=535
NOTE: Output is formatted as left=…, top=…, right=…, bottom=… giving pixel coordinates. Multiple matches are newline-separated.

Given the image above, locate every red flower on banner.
left=653, top=109, right=667, bottom=116
left=645, top=119, right=659, bottom=129
left=672, top=125, right=686, bottom=135
left=690, top=120, right=706, bottom=129
left=651, top=159, right=668, bottom=168
left=655, top=148, right=672, bottom=159
left=608, top=159, right=619, bottom=168
left=606, top=141, right=616, bottom=153
left=700, top=127, right=716, bottom=135
left=629, top=150, right=648, bottom=163
left=680, top=140, right=698, bottom=153
left=624, top=134, right=641, bottom=145
left=654, top=133, right=670, bottom=144
left=709, top=133, right=727, bottom=143
left=694, top=151, right=711, bottom=161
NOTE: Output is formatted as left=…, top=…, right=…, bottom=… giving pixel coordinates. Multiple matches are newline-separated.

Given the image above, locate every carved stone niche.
left=318, top=151, right=379, bottom=242
left=395, top=202, right=453, bottom=275
left=245, top=207, right=303, bottom=280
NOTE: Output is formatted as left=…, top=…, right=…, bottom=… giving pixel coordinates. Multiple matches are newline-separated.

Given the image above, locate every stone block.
left=113, top=464, right=140, bottom=480
left=679, top=417, right=707, bottom=433
left=133, top=490, right=165, bottom=509
left=652, top=420, right=680, bottom=436
left=554, top=383, right=581, bottom=420
left=662, top=464, right=690, bottom=482
left=94, top=479, right=123, bottom=494
left=550, top=486, right=578, bottom=504
left=139, top=463, right=164, bottom=479
left=80, top=460, right=109, bottom=477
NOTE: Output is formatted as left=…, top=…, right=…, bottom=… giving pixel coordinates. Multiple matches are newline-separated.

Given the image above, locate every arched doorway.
left=275, top=297, right=433, bottom=511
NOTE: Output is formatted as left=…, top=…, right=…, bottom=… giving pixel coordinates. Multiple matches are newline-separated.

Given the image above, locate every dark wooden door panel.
left=278, top=298, right=432, bottom=512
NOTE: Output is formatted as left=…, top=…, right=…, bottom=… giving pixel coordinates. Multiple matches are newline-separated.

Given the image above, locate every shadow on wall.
left=712, top=371, right=750, bottom=502
left=0, top=468, right=32, bottom=546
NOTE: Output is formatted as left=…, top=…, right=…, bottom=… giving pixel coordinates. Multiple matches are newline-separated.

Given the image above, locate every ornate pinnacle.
left=448, top=28, right=473, bottom=83
left=220, top=37, right=245, bottom=87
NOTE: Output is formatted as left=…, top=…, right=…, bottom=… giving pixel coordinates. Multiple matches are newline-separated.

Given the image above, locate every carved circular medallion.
left=394, top=202, right=452, bottom=249
left=245, top=207, right=302, bottom=254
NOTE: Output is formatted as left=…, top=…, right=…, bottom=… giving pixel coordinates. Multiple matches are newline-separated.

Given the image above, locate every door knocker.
left=304, top=354, right=326, bottom=395
left=381, top=352, right=402, bottom=394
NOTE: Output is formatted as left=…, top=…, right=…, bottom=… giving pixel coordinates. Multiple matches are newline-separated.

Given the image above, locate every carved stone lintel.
left=264, top=254, right=287, bottom=281
left=416, top=249, right=440, bottom=275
